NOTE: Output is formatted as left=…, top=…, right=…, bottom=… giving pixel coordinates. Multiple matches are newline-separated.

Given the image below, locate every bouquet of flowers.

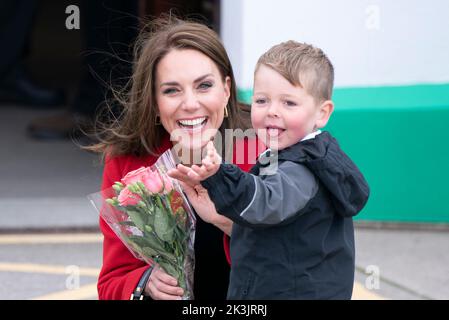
left=88, top=150, right=196, bottom=300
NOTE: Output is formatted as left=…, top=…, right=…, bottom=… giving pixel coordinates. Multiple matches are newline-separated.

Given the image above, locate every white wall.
left=221, top=0, right=449, bottom=89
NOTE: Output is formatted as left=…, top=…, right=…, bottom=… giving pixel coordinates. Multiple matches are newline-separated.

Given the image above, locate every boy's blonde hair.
left=256, top=41, right=334, bottom=103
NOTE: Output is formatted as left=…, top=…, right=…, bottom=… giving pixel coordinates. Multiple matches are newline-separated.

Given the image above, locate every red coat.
left=97, top=134, right=261, bottom=300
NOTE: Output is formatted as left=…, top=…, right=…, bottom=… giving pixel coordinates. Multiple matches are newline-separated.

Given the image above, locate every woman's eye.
left=162, top=88, right=178, bottom=95
left=198, top=82, right=213, bottom=90
left=254, top=99, right=267, bottom=105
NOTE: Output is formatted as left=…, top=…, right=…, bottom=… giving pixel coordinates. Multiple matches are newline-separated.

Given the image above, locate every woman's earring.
left=224, top=105, right=229, bottom=118
left=155, top=115, right=161, bottom=125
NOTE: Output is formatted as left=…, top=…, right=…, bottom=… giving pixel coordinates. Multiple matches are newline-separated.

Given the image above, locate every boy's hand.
left=167, top=141, right=222, bottom=186
left=188, top=140, right=221, bottom=182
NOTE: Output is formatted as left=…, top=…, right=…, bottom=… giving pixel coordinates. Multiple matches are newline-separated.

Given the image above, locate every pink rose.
left=121, top=167, right=148, bottom=186
left=117, top=187, right=142, bottom=206
left=142, top=168, right=164, bottom=194
left=161, top=175, right=174, bottom=194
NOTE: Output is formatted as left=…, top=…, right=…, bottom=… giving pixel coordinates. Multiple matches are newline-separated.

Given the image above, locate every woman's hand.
left=178, top=181, right=217, bottom=224
left=178, top=181, right=233, bottom=235
left=144, top=265, right=184, bottom=300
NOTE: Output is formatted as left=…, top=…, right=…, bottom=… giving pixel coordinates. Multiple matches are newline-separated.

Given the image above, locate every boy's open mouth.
left=266, top=126, right=285, bottom=137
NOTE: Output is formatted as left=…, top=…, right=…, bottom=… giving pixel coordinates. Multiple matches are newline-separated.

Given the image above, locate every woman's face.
left=155, top=49, right=231, bottom=152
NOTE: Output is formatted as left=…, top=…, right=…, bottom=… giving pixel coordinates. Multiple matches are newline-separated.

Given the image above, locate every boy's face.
left=251, top=65, right=323, bottom=150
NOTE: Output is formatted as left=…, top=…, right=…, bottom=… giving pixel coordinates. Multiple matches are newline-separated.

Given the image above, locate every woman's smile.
left=176, top=116, right=209, bottom=132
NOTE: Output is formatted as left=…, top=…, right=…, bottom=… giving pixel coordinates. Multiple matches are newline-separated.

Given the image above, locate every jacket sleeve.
left=97, top=156, right=148, bottom=300
left=201, top=161, right=319, bottom=229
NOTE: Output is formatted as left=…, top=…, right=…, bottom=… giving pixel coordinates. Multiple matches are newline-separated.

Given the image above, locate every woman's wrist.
left=211, top=213, right=233, bottom=236
left=131, top=265, right=154, bottom=300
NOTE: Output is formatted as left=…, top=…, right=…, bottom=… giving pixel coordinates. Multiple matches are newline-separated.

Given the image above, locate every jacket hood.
left=277, top=131, right=370, bottom=217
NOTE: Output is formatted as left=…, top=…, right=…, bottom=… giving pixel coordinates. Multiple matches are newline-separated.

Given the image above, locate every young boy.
left=171, top=41, right=370, bottom=299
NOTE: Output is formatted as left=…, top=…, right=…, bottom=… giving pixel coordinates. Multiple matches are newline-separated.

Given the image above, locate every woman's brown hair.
left=85, top=14, right=250, bottom=160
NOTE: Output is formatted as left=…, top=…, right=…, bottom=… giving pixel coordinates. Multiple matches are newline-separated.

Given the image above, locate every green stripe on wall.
left=332, top=83, right=449, bottom=110
left=238, top=88, right=253, bottom=105
left=238, top=83, right=449, bottom=109
left=237, top=84, right=449, bottom=224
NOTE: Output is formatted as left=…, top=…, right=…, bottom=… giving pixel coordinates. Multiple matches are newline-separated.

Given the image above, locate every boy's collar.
left=257, top=130, right=322, bottom=164
left=301, top=130, right=322, bottom=142
left=278, top=130, right=331, bottom=164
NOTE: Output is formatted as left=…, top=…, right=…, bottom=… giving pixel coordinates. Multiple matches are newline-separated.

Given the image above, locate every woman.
left=88, top=16, right=257, bottom=300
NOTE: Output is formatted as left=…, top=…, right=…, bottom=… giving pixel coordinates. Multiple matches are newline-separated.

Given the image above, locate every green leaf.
left=126, top=210, right=146, bottom=231
left=146, top=208, right=155, bottom=226
left=118, top=220, right=136, bottom=227
left=142, top=246, right=159, bottom=258
left=128, top=235, right=161, bottom=252
left=128, top=234, right=177, bottom=264
left=127, top=235, right=152, bottom=248
left=158, top=261, right=180, bottom=280
left=154, top=205, right=173, bottom=242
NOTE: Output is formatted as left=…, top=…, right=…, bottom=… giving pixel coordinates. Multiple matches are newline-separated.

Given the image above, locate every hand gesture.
left=168, top=141, right=221, bottom=186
